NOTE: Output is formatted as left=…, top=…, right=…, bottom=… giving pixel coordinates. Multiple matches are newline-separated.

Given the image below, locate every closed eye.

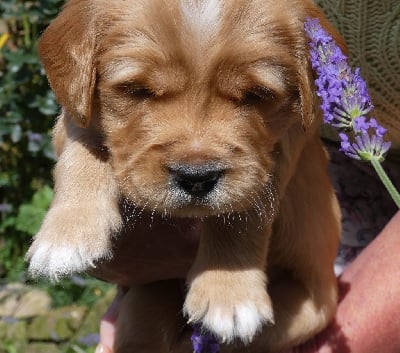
left=242, top=86, right=275, bottom=105
left=117, top=82, right=155, bottom=99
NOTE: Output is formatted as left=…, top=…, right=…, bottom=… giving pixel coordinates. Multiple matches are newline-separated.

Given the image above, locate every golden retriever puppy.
left=27, top=0, right=343, bottom=351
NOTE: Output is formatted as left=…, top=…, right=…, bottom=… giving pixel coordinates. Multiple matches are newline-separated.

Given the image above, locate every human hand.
left=95, top=211, right=400, bottom=353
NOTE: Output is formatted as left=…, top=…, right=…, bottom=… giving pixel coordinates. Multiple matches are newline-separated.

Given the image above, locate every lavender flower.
left=77, top=333, right=100, bottom=346
left=27, top=131, right=43, bottom=143
left=191, top=326, right=220, bottom=353
left=339, top=132, right=391, bottom=162
left=305, top=17, right=400, bottom=208
left=0, top=203, right=12, bottom=213
left=305, top=18, right=374, bottom=131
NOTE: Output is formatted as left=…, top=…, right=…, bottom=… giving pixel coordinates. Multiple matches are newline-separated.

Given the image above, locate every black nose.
left=168, top=163, right=224, bottom=197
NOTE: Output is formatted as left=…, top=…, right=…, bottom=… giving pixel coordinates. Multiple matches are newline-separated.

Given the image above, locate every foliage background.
left=0, top=0, right=62, bottom=280
left=0, top=1, right=111, bottom=352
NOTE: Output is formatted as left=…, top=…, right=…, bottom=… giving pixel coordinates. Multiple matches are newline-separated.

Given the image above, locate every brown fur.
left=27, top=0, right=343, bottom=351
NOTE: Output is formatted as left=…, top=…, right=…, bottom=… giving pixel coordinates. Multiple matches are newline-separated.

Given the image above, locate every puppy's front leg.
left=26, top=112, right=122, bottom=280
left=184, top=216, right=274, bottom=344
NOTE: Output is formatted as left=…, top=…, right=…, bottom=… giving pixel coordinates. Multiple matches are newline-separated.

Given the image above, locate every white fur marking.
left=203, top=307, right=235, bottom=343
left=27, top=238, right=113, bottom=281
left=235, top=302, right=268, bottom=343
left=28, top=241, right=88, bottom=280
left=200, top=301, right=274, bottom=344
left=180, top=0, right=221, bottom=40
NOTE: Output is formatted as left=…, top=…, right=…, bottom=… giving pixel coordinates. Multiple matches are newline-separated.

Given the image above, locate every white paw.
left=184, top=269, right=274, bottom=344
left=26, top=239, right=112, bottom=281
left=26, top=204, right=121, bottom=281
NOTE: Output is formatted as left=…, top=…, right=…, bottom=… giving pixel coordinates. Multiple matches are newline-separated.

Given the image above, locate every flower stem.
left=370, top=159, right=400, bottom=209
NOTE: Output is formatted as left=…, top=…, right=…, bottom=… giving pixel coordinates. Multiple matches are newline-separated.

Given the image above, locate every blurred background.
left=0, top=1, right=114, bottom=352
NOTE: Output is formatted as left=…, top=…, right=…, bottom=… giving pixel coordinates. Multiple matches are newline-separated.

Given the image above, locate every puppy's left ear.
left=39, top=0, right=97, bottom=128
left=296, top=1, right=347, bottom=130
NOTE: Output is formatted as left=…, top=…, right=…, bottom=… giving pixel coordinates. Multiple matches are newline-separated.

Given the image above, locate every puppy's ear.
left=39, top=0, right=97, bottom=127
left=296, top=54, right=317, bottom=130
left=297, top=1, right=347, bottom=130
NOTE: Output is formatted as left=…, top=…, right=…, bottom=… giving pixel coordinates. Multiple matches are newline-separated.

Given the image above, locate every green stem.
left=370, top=158, right=400, bottom=209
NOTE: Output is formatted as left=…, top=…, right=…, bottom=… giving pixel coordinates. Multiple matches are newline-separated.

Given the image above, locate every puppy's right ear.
left=39, top=0, right=96, bottom=127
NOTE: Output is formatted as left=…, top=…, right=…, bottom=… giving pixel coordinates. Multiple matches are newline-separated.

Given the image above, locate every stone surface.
left=0, top=294, right=18, bottom=317
left=0, top=283, right=26, bottom=300
left=14, top=288, right=52, bottom=319
left=0, top=281, right=115, bottom=351
left=0, top=283, right=51, bottom=319
left=1, top=317, right=27, bottom=339
left=28, top=305, right=87, bottom=342
left=0, top=319, right=28, bottom=352
left=26, top=342, right=60, bottom=353
left=0, top=283, right=25, bottom=317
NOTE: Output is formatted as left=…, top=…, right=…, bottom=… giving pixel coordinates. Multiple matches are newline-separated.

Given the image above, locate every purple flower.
left=0, top=203, right=12, bottom=213
left=77, top=333, right=100, bottom=346
left=27, top=131, right=43, bottom=143
left=305, top=18, right=400, bottom=206
left=339, top=132, right=391, bottom=162
left=304, top=17, right=391, bottom=163
left=353, top=117, right=387, bottom=137
left=304, top=18, right=374, bottom=129
left=191, top=326, right=220, bottom=353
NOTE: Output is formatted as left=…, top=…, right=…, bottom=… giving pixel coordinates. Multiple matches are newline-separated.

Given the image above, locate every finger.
left=98, top=286, right=128, bottom=353
left=95, top=343, right=113, bottom=353
left=95, top=318, right=117, bottom=353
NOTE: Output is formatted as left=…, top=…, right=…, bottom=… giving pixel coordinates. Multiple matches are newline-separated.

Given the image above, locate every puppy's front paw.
left=26, top=204, right=121, bottom=280
left=184, top=269, right=274, bottom=344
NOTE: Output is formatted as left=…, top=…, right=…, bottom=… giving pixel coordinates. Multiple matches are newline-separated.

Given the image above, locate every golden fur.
left=27, top=0, right=343, bottom=351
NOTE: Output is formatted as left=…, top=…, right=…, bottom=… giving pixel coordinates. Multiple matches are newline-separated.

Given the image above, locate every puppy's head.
left=40, top=0, right=344, bottom=217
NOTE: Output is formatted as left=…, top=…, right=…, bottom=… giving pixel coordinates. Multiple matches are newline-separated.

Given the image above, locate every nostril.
left=168, top=164, right=225, bottom=197
left=177, top=171, right=220, bottom=195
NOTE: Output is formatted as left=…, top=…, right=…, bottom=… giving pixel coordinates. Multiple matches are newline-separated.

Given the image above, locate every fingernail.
left=95, top=344, right=104, bottom=353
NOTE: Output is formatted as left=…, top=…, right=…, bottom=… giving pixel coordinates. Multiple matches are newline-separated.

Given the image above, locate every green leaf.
left=15, top=185, right=53, bottom=235
left=32, top=185, right=54, bottom=208
left=0, top=215, right=16, bottom=231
